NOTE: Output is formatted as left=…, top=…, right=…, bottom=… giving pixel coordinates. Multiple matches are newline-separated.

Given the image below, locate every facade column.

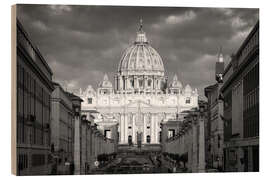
left=119, top=76, right=123, bottom=91
left=248, top=146, right=253, bottom=171
left=155, top=115, right=158, bottom=143
left=124, top=114, right=128, bottom=143
left=142, top=75, right=145, bottom=90
left=146, top=76, right=149, bottom=90
left=155, top=116, right=159, bottom=143
left=126, top=76, right=130, bottom=90
left=192, top=122, right=198, bottom=172
left=120, top=114, right=124, bottom=144
left=153, top=114, right=157, bottom=143
left=114, top=76, right=117, bottom=90
left=198, top=116, right=205, bottom=172
left=153, top=76, right=155, bottom=90
left=134, top=76, right=138, bottom=89
left=151, top=114, right=154, bottom=143
left=132, top=114, right=136, bottom=143
left=143, top=114, right=146, bottom=144
left=74, top=116, right=81, bottom=175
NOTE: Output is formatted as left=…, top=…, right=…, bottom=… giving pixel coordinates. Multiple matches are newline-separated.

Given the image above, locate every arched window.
left=128, top=135, right=132, bottom=145
left=87, top=98, right=92, bottom=104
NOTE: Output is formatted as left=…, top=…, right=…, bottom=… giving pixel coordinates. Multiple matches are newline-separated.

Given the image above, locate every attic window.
left=88, top=98, right=92, bottom=104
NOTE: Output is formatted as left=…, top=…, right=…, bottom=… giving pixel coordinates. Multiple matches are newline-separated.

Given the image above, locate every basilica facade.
left=79, top=22, right=198, bottom=145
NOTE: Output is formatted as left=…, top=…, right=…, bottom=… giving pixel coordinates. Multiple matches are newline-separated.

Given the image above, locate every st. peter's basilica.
left=78, top=21, right=198, bottom=146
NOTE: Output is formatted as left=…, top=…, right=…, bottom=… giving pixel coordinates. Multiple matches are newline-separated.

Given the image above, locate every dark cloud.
left=16, top=5, right=258, bottom=98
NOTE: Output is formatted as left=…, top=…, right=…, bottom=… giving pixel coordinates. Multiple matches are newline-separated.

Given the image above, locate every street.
left=92, top=152, right=176, bottom=174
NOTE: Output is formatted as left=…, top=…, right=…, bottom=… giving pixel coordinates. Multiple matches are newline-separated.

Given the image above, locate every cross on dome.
left=135, top=19, right=148, bottom=44
left=139, top=18, right=143, bottom=31
left=173, top=74, right=178, bottom=81
left=103, top=73, right=109, bottom=81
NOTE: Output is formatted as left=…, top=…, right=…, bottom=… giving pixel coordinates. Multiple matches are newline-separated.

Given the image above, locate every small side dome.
left=84, top=85, right=96, bottom=96
left=185, top=84, right=192, bottom=92
left=99, top=74, right=112, bottom=88
left=170, top=74, right=182, bottom=88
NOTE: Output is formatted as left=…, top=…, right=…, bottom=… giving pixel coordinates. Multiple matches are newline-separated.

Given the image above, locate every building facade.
left=65, top=91, right=83, bottom=175
left=221, top=21, right=259, bottom=172
left=79, top=21, right=198, bottom=147
left=204, top=50, right=225, bottom=170
left=79, top=115, right=117, bottom=174
left=161, top=101, right=208, bottom=172
left=50, top=83, right=75, bottom=175
left=16, top=20, right=54, bottom=175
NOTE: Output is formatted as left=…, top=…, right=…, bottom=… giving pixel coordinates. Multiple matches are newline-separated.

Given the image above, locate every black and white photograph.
left=12, top=4, right=259, bottom=175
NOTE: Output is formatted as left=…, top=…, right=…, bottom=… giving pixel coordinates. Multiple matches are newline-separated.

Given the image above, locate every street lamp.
left=74, top=106, right=80, bottom=117
left=199, top=105, right=204, bottom=113
left=81, top=115, right=87, bottom=121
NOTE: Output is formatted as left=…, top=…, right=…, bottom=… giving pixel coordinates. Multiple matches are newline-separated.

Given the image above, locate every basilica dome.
left=118, top=23, right=165, bottom=76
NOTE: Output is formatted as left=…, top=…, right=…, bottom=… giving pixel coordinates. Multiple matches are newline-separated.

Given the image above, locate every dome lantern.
left=135, top=19, right=148, bottom=44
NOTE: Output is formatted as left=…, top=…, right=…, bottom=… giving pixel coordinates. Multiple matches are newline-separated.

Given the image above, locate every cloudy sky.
left=17, top=5, right=258, bottom=98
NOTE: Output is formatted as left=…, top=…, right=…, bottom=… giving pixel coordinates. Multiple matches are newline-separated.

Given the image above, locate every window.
left=104, top=130, right=111, bottom=138
left=186, top=97, right=191, bottom=104
left=139, top=79, right=143, bottom=87
left=87, top=98, right=92, bottom=104
left=117, top=132, right=120, bottom=142
left=31, top=154, right=45, bottom=167
left=168, top=129, right=175, bottom=138
left=148, top=79, right=152, bottom=87
left=18, top=154, right=28, bottom=170
left=147, top=126, right=150, bottom=129
left=128, top=126, right=132, bottom=129
left=243, top=63, right=259, bottom=138
left=147, top=135, right=151, bottom=143
left=130, top=79, right=134, bottom=87
left=128, top=135, right=132, bottom=145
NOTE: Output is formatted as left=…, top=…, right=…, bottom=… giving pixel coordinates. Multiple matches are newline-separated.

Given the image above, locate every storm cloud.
left=16, top=5, right=259, bottom=98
